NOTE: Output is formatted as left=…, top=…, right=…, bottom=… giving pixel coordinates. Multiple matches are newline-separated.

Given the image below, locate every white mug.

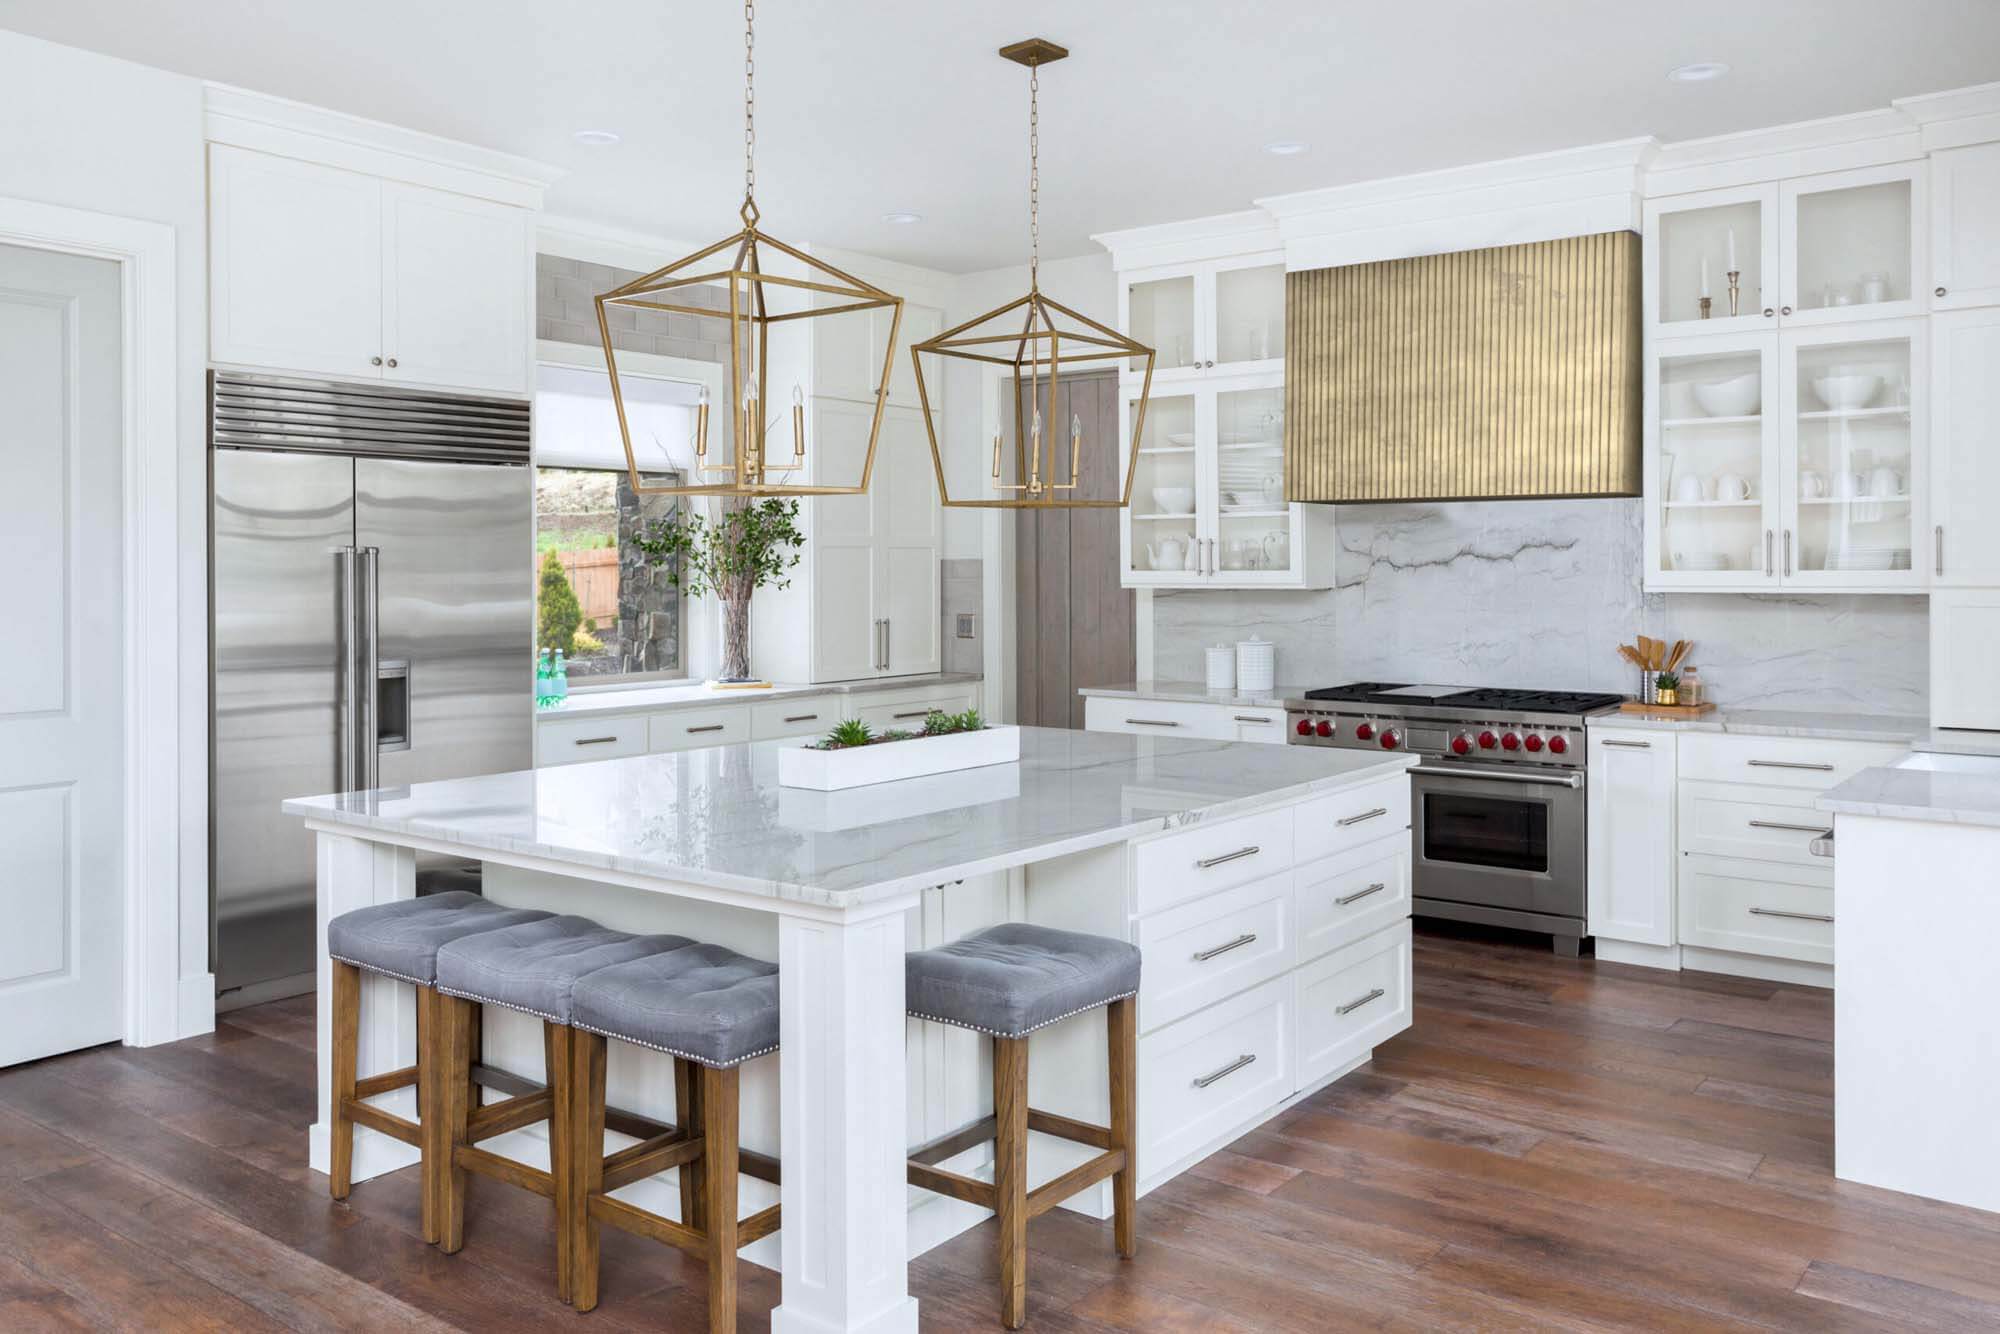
left=1714, top=473, right=1752, bottom=503
left=1867, top=466, right=1903, bottom=499
left=1834, top=471, right=1864, bottom=499
left=1674, top=474, right=1708, bottom=503
left=1800, top=470, right=1826, bottom=499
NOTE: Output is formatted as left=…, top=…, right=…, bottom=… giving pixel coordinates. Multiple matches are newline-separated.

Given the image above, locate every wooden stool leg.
left=436, top=995, right=476, bottom=1253
left=417, top=986, right=441, bottom=1243
left=328, top=961, right=360, bottom=1201
left=545, top=1022, right=575, bottom=1303
left=675, top=1057, right=708, bottom=1232
left=1107, top=997, right=1137, bottom=1260
left=570, top=1031, right=608, bottom=1314
left=701, top=1065, right=740, bottom=1334
left=994, top=1035, right=1030, bottom=1331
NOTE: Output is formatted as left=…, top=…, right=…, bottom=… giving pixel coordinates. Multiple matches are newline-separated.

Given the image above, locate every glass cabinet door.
left=1127, top=275, right=1197, bottom=372
left=1780, top=164, right=1921, bottom=326
left=1213, top=263, right=1286, bottom=370
left=1653, top=339, right=1776, bottom=584
left=1213, top=383, right=1291, bottom=578
left=1782, top=325, right=1921, bottom=586
left=1125, top=390, right=1200, bottom=579
left=1650, top=186, right=1777, bottom=337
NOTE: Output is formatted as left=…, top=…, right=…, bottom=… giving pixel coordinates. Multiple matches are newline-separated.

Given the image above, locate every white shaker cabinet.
left=1929, top=309, right=2000, bottom=730
left=380, top=183, right=533, bottom=394
left=1930, top=142, right=2000, bottom=311
left=1585, top=727, right=1677, bottom=950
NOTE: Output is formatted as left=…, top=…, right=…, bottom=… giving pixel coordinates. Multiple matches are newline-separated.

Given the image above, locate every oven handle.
left=1410, top=764, right=1583, bottom=790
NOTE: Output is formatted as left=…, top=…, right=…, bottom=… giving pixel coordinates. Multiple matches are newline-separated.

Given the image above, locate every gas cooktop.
left=1300, top=682, right=1625, bottom=714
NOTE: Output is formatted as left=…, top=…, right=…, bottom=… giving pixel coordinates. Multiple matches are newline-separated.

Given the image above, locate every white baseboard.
left=176, top=973, right=217, bottom=1042
left=1593, top=939, right=1682, bottom=971
left=1680, top=946, right=1832, bottom=989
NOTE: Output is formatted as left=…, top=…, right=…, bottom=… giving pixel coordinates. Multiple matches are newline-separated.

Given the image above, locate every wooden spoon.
left=1666, top=640, right=1690, bottom=673
left=1617, top=644, right=1647, bottom=670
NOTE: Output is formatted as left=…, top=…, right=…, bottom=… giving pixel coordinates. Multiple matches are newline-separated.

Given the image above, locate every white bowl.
left=1691, top=372, right=1761, bottom=418
left=1812, top=373, right=1883, bottom=410
left=1165, top=432, right=1195, bottom=447
left=1150, top=486, right=1195, bottom=514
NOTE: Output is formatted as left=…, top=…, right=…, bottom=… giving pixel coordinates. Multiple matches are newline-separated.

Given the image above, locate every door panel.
left=0, top=242, right=125, bottom=1065
left=1932, top=310, right=2000, bottom=585
left=878, top=407, right=940, bottom=676
left=381, top=184, right=530, bottom=394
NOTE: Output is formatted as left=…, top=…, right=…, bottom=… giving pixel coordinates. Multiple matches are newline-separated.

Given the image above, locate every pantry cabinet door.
left=1931, top=143, right=2000, bottom=311
left=1586, top=729, right=1677, bottom=946
left=1930, top=308, right=2000, bottom=586
left=381, top=183, right=531, bottom=394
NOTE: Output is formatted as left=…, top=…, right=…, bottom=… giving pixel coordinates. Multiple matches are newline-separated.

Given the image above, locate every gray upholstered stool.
left=567, top=942, right=782, bottom=1330
left=430, top=915, right=692, bottom=1303
left=323, top=891, right=553, bottom=1244
left=904, top=923, right=1142, bottom=1330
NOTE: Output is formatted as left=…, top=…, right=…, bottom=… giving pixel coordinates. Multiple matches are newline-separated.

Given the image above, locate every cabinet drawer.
left=1678, top=780, right=1836, bottom=868
left=751, top=697, right=836, bottom=741
left=1297, top=838, right=1411, bottom=965
left=1678, top=854, right=1834, bottom=965
left=1677, top=734, right=1903, bottom=792
left=851, top=688, right=977, bottom=734
left=1139, top=976, right=1293, bottom=1180
left=1137, top=873, right=1294, bottom=1034
left=1296, top=921, right=1413, bottom=1088
left=1294, top=776, right=1411, bottom=865
left=537, top=715, right=647, bottom=766
left=1132, top=806, right=1294, bottom=916
left=647, top=708, right=750, bottom=753
left=1084, top=695, right=1237, bottom=741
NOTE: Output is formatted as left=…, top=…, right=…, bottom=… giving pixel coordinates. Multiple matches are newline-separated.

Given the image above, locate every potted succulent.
left=1654, top=671, right=1681, bottom=707
left=778, top=708, right=1021, bottom=791
left=633, top=498, right=803, bottom=684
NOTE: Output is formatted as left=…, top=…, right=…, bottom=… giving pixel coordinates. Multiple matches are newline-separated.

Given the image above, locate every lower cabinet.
left=1295, top=920, right=1413, bottom=1087
left=646, top=707, right=750, bottom=753
left=1082, top=695, right=1289, bottom=743
left=1678, top=855, right=1835, bottom=966
left=1138, top=976, right=1295, bottom=1176
left=1585, top=726, right=1677, bottom=947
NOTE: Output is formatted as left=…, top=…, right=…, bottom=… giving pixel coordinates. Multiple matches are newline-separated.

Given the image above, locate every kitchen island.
left=286, top=728, right=1416, bottom=1333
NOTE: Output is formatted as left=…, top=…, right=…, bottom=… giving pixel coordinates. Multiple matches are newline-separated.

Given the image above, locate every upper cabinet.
left=210, top=144, right=533, bottom=395
left=1931, top=142, right=2000, bottom=310
left=1122, top=256, right=1286, bottom=380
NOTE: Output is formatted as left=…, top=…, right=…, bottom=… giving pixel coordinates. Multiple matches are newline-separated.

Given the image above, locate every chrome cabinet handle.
left=1936, top=285, right=1948, bottom=298
left=686, top=723, right=725, bottom=734
left=370, top=355, right=383, bottom=366
left=1809, top=836, right=1836, bottom=859
left=1337, top=987, right=1387, bottom=1016
left=386, top=357, right=398, bottom=368
left=783, top=713, right=820, bottom=724
left=1602, top=738, right=1651, bottom=749
left=1763, top=307, right=1776, bottom=318
left=1784, top=529, right=1793, bottom=576
left=893, top=709, right=933, bottom=720
left=1412, top=764, right=1584, bottom=789
left=1337, top=806, right=1388, bottom=827
left=1195, top=845, right=1260, bottom=869
left=1233, top=715, right=1272, bottom=724
left=1750, top=907, right=1834, bottom=924
left=1936, top=525, right=1945, bottom=577
left=1192, top=1053, right=1256, bottom=1089
left=1192, top=933, right=1258, bottom=963
left=574, top=735, right=621, bottom=746
left=1126, top=717, right=1181, bottom=727
left=1336, top=882, right=1387, bottom=907
left=1765, top=529, right=1774, bottom=576
left=1780, top=305, right=1793, bottom=316
left=1749, top=819, right=1835, bottom=836
left=1747, top=759, right=1834, bottom=771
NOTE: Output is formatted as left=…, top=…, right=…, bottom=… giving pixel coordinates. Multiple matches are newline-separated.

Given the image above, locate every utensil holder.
left=1638, top=668, right=1656, bottom=705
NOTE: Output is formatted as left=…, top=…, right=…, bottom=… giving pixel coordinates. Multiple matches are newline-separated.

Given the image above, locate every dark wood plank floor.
left=5, top=924, right=1999, bottom=1331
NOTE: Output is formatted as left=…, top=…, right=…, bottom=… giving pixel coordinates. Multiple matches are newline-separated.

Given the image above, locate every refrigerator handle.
left=359, top=547, right=381, bottom=790
left=336, top=547, right=360, bottom=792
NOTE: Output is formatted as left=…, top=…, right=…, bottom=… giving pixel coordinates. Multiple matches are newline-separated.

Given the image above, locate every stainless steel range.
left=1285, top=683, right=1624, bottom=955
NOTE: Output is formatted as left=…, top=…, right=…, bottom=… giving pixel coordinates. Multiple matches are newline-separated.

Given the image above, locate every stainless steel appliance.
left=1285, top=683, right=1623, bottom=955
left=210, top=372, right=533, bottom=1007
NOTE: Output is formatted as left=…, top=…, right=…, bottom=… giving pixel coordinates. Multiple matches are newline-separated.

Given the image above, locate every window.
left=534, top=361, right=704, bottom=685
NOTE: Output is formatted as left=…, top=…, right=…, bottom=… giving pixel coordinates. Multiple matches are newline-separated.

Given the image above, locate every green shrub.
left=538, top=548, right=582, bottom=656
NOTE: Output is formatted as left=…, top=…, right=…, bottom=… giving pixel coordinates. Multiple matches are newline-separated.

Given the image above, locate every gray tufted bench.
left=903, top=923, right=1142, bottom=1330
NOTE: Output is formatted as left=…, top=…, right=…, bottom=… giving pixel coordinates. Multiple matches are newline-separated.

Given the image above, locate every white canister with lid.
left=1205, top=644, right=1236, bottom=692
left=1235, top=637, right=1276, bottom=694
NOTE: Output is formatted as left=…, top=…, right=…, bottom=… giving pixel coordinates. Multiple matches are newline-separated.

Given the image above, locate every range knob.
left=1296, top=718, right=1313, bottom=736
left=1315, top=719, right=1333, bottom=738
left=1379, top=728, right=1401, bottom=750
left=1355, top=721, right=1375, bottom=741
left=1548, top=734, right=1569, bottom=755
left=1524, top=734, right=1545, bottom=753
left=1500, top=732, right=1522, bottom=752
left=1450, top=733, right=1472, bottom=755
left=1478, top=730, right=1498, bottom=750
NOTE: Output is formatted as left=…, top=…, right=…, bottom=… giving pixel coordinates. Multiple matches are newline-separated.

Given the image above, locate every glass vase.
left=720, top=596, right=753, bottom=682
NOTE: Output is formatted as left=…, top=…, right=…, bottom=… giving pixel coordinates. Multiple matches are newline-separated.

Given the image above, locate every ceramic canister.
left=1235, top=637, right=1276, bottom=694
left=1206, top=644, right=1236, bottom=691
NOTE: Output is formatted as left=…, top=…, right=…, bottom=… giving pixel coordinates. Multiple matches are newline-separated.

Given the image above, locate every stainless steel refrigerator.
left=210, top=372, right=533, bottom=1007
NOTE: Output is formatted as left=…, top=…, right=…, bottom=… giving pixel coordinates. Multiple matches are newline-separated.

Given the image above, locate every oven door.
left=1409, top=762, right=1585, bottom=922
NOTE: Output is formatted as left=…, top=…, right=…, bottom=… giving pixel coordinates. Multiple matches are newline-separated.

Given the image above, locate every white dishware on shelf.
left=1674, top=551, right=1733, bottom=572
left=1812, top=372, right=1882, bottom=410
left=1166, top=431, right=1195, bottom=446
left=1674, top=474, right=1708, bottom=503
left=1867, top=466, right=1904, bottom=499
left=1692, top=371, right=1761, bottom=418
left=1150, top=486, right=1195, bottom=514
left=1143, top=536, right=1186, bottom=571
left=1261, top=529, right=1288, bottom=568
left=1235, top=637, right=1276, bottom=694
left=1859, top=272, right=1890, bottom=305
left=1714, top=473, right=1753, bottom=503
left=1205, top=644, right=1236, bottom=691
left=1260, top=474, right=1285, bottom=506
left=1800, top=470, right=1827, bottom=499
left=1834, top=471, right=1865, bottom=500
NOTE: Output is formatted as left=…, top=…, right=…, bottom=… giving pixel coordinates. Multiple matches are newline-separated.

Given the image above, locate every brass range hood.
left=1284, top=231, right=1641, bottom=503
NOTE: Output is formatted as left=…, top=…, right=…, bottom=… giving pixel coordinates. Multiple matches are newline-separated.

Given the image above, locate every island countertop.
left=285, top=727, right=1416, bottom=910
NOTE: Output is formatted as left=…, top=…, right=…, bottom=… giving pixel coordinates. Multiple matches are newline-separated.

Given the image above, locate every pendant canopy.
left=912, top=38, right=1156, bottom=509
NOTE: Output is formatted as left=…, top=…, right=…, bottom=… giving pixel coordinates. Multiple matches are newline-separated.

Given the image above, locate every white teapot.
left=1144, top=536, right=1187, bottom=571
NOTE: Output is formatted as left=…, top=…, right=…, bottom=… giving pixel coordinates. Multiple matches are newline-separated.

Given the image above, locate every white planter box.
left=777, top=726, right=1021, bottom=791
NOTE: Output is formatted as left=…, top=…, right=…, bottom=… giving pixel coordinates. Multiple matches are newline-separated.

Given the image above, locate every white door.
left=878, top=408, right=941, bottom=676
left=1931, top=143, right=2000, bottom=311
left=1586, top=730, right=1676, bottom=945
left=0, top=242, right=126, bottom=1065
left=1932, top=590, right=2000, bottom=731
left=381, top=182, right=530, bottom=394
left=1931, top=308, right=2000, bottom=585
left=810, top=399, right=881, bottom=681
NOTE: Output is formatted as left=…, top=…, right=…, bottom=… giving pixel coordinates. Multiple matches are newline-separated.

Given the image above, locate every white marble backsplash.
left=1153, top=499, right=1929, bottom=713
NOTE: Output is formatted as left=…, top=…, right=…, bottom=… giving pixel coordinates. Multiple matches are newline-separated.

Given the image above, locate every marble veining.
left=547, top=672, right=983, bottom=720
left=284, top=728, right=1414, bottom=909
left=1154, top=499, right=1928, bottom=714
left=1594, top=707, right=1929, bottom=744
left=1820, top=761, right=2000, bottom=828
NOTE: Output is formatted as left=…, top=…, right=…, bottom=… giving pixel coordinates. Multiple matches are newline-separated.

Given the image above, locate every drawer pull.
left=686, top=724, right=726, bottom=734
left=1746, top=759, right=1835, bottom=772
left=1191, top=932, right=1258, bottom=963
left=1748, top=819, right=1834, bottom=837
left=783, top=713, right=820, bottom=724
left=1749, top=907, right=1834, bottom=924
left=1125, top=717, right=1181, bottom=728
left=1192, top=1053, right=1256, bottom=1090
left=1233, top=714, right=1272, bottom=724
left=1336, top=806, right=1388, bottom=827
left=1336, top=882, right=1387, bottom=907
left=893, top=709, right=934, bottom=720
left=1601, top=738, right=1652, bottom=749
left=1194, top=845, right=1260, bottom=870
left=573, top=735, right=621, bottom=746
left=1337, top=987, right=1387, bottom=1017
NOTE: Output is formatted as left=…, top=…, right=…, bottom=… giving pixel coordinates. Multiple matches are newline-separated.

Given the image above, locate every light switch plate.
left=955, top=613, right=976, bottom=640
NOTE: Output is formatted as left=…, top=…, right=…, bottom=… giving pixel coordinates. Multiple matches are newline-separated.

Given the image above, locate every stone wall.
left=536, top=254, right=734, bottom=363
left=613, top=477, right=680, bottom=676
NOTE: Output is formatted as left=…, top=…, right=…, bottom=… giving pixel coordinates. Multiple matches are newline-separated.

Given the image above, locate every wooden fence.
left=556, top=548, right=620, bottom=628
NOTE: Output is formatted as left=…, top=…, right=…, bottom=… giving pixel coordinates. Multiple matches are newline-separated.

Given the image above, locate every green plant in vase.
left=1654, top=671, right=1681, bottom=706
left=819, top=718, right=875, bottom=750
left=634, top=498, right=803, bottom=683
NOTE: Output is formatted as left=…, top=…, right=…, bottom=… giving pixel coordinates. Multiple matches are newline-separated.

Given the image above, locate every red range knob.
left=1315, top=719, right=1333, bottom=738
left=1548, top=735, right=1569, bottom=755
left=1450, top=733, right=1471, bottom=755
left=1524, top=734, right=1545, bottom=753
left=1478, top=730, right=1498, bottom=750
left=1355, top=722, right=1375, bottom=741
left=1379, top=729, right=1401, bottom=750
left=1296, top=718, right=1313, bottom=736
left=1500, top=732, right=1521, bottom=751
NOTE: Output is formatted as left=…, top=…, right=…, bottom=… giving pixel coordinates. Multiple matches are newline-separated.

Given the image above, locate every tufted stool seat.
left=328, top=891, right=552, bottom=987
left=566, top=940, right=783, bottom=1329
left=904, top=924, right=1142, bottom=1329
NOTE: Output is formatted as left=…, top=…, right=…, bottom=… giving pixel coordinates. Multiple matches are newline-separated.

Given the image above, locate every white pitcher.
left=1144, top=536, right=1186, bottom=571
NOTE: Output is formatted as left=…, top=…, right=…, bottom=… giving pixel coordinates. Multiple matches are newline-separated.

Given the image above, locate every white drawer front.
left=1678, top=780, right=1837, bottom=868
left=1678, top=854, right=1834, bottom=965
left=1137, top=873, right=1294, bottom=1034
left=1296, top=838, right=1411, bottom=965
left=1083, top=695, right=1228, bottom=740
left=752, top=697, right=837, bottom=741
left=1296, top=920, right=1413, bottom=1088
left=1132, top=806, right=1294, bottom=916
left=647, top=707, right=750, bottom=753
left=1294, top=775, right=1412, bottom=865
left=1139, top=975, right=1292, bottom=1181
left=537, top=715, right=646, bottom=766
left=852, top=689, right=977, bottom=734
left=1678, top=734, right=1904, bottom=792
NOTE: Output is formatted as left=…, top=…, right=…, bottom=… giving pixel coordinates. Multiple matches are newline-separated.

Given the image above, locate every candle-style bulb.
left=791, top=383, right=803, bottom=407
left=742, top=375, right=759, bottom=409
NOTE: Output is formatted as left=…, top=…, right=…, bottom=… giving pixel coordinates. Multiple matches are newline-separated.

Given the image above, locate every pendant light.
left=911, top=38, right=1156, bottom=509
left=595, top=0, right=905, bottom=498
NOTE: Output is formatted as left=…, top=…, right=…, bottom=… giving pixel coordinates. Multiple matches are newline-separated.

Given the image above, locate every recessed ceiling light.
left=881, top=211, right=924, bottom=225
left=572, top=129, right=622, bottom=145
left=1264, top=140, right=1309, bottom=156
left=1667, top=61, right=1730, bottom=83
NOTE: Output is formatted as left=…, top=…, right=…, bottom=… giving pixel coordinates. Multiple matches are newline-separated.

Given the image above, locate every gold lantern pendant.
left=911, top=39, right=1157, bottom=509
left=594, top=0, right=904, bottom=499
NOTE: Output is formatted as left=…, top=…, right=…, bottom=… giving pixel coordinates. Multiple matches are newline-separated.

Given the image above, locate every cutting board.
left=1618, top=700, right=1717, bottom=718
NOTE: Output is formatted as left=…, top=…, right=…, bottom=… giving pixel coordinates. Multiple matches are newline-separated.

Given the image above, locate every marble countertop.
left=1820, top=755, right=2000, bottom=828
left=285, top=728, right=1415, bottom=910
left=1910, top=728, right=2000, bottom=758
left=544, top=673, right=983, bottom=720
left=1589, top=706, right=1929, bottom=745
left=1076, top=680, right=1317, bottom=709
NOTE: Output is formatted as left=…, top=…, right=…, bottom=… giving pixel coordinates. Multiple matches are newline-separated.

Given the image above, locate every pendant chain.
left=743, top=0, right=756, bottom=204
left=1028, top=58, right=1040, bottom=289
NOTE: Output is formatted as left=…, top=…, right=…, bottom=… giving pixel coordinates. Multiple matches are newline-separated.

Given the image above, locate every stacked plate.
left=1672, top=551, right=1733, bottom=571
left=1220, top=461, right=1282, bottom=508
left=1825, top=547, right=1912, bottom=571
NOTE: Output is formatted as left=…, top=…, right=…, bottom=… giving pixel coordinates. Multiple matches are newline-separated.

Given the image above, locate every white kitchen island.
left=285, top=727, right=1416, bottom=1333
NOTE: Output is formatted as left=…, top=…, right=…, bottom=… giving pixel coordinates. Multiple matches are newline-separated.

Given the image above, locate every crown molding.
left=1896, top=80, right=2000, bottom=151
left=536, top=213, right=702, bottom=273
left=204, top=83, right=563, bottom=209
left=1645, top=106, right=1921, bottom=196
left=1091, top=209, right=1280, bottom=272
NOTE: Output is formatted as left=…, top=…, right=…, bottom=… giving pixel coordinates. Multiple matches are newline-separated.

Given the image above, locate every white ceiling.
left=5, top=1, right=1999, bottom=273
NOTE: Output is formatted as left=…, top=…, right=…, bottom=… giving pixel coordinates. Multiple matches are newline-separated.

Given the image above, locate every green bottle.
left=536, top=648, right=551, bottom=708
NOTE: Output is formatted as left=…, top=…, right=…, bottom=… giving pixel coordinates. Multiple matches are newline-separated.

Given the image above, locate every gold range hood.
left=1283, top=230, right=1641, bottom=503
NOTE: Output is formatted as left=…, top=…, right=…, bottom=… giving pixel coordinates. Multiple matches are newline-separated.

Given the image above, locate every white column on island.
left=772, top=898, right=923, bottom=1334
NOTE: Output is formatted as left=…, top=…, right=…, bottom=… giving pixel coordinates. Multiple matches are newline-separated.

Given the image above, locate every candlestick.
left=1699, top=295, right=1713, bottom=320
left=789, top=384, right=805, bottom=464
left=1726, top=269, right=1741, bottom=318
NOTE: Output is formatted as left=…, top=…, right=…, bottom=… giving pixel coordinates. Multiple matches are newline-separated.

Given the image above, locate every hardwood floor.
left=4, top=924, right=1998, bottom=1331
